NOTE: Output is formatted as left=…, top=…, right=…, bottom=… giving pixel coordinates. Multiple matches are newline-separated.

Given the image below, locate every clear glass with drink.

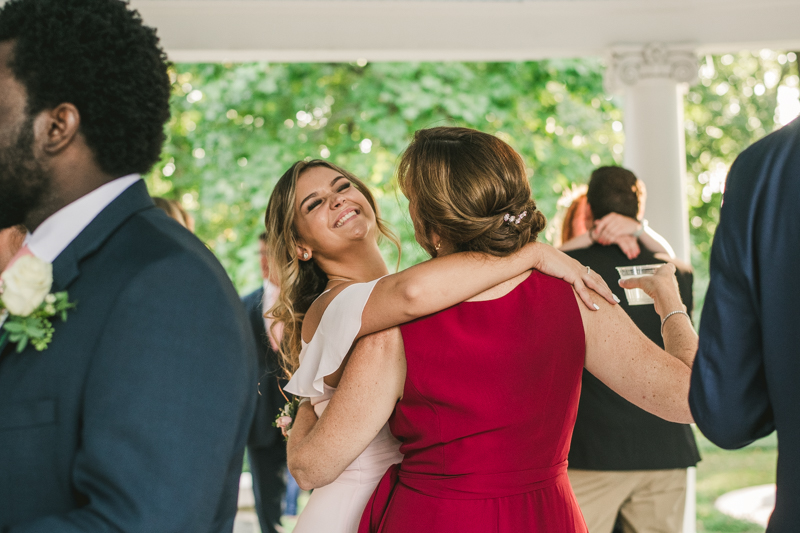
left=615, top=264, right=662, bottom=305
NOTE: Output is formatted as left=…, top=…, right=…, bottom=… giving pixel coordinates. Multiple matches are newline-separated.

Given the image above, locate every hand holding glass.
left=615, top=264, right=662, bottom=305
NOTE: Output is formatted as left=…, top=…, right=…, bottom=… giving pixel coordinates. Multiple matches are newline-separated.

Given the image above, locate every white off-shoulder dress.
left=284, top=279, right=403, bottom=533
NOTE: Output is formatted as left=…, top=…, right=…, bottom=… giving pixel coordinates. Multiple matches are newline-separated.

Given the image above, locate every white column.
left=685, top=467, right=697, bottom=533
left=605, top=43, right=698, bottom=263
left=605, top=44, right=699, bottom=533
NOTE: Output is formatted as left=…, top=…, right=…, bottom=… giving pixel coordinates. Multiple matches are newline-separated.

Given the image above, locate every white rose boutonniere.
left=0, top=255, right=76, bottom=353
left=2, top=255, right=53, bottom=315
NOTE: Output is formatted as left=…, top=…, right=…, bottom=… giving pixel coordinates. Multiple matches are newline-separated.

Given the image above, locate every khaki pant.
left=568, top=468, right=687, bottom=533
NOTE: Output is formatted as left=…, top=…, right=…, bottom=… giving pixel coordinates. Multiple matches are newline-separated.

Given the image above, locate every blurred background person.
left=153, top=196, right=195, bottom=232
left=558, top=178, right=674, bottom=260
left=557, top=185, right=589, bottom=245
left=564, top=166, right=699, bottom=533
left=0, top=225, right=26, bottom=271
left=242, top=231, right=297, bottom=533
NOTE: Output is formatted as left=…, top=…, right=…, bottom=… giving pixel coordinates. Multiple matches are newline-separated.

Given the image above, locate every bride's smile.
left=334, top=207, right=360, bottom=229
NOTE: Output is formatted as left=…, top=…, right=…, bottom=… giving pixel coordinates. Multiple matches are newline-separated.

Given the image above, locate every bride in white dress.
left=264, top=160, right=616, bottom=533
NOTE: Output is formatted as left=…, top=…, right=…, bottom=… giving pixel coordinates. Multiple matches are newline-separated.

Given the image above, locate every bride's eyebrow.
left=300, top=176, right=347, bottom=209
left=300, top=191, right=319, bottom=210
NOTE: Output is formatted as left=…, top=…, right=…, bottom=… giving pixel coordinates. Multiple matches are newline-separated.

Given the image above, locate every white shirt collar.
left=26, top=175, right=141, bottom=263
left=262, top=279, right=278, bottom=312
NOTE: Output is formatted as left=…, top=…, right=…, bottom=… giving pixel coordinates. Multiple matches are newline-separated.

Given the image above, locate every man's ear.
left=36, top=103, right=81, bottom=156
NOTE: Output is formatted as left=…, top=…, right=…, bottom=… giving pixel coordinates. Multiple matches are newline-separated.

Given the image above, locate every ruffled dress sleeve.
left=284, top=277, right=383, bottom=399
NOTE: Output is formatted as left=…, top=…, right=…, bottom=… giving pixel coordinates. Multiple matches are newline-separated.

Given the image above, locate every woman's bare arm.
left=620, top=264, right=698, bottom=368
left=354, top=242, right=618, bottom=338
left=287, top=328, right=406, bottom=490
left=577, top=267, right=696, bottom=423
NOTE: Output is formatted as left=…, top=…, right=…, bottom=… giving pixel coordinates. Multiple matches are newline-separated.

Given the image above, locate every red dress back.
left=360, top=271, right=588, bottom=532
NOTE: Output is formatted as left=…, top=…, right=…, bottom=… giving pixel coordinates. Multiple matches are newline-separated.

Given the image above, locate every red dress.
left=359, top=271, right=588, bottom=532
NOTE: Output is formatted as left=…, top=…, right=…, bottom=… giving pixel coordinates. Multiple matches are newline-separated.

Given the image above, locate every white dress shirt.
left=262, top=279, right=282, bottom=350
left=26, top=174, right=141, bottom=263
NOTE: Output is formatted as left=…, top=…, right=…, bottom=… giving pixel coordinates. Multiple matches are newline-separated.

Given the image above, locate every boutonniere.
left=0, top=255, right=76, bottom=353
left=273, top=396, right=303, bottom=441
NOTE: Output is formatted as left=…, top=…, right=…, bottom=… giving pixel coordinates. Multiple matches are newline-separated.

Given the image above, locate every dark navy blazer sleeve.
left=11, top=253, right=257, bottom=532
left=688, top=122, right=800, bottom=449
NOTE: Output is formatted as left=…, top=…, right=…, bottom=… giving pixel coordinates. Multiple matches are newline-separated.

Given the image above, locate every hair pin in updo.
left=503, top=210, right=527, bottom=225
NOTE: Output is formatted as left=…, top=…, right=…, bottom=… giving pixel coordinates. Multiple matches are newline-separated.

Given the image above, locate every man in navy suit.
left=0, top=1, right=257, bottom=531
left=242, top=232, right=290, bottom=533
left=625, top=119, right=800, bottom=533
left=686, top=118, right=800, bottom=532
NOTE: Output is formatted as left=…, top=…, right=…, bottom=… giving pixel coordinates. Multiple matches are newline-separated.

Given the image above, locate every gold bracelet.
left=660, top=310, right=691, bottom=335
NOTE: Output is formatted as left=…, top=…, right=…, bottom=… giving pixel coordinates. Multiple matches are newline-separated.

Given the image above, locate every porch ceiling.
left=123, top=0, right=800, bottom=63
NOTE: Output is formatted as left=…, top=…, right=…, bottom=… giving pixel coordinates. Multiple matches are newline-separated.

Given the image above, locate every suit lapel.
left=0, top=182, right=154, bottom=360
left=51, top=180, right=155, bottom=292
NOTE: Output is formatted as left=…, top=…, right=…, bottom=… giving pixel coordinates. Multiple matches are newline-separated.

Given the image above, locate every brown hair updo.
left=264, top=160, right=399, bottom=377
left=397, top=127, right=547, bottom=258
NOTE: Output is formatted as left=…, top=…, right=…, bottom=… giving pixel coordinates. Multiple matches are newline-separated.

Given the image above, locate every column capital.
left=604, top=42, right=699, bottom=94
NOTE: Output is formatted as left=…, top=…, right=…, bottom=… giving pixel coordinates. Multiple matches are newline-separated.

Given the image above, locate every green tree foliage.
left=150, top=60, right=623, bottom=291
left=149, top=54, right=797, bottom=302
left=685, top=50, right=798, bottom=314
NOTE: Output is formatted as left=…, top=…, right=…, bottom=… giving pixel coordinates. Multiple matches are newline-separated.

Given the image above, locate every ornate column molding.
left=604, top=42, right=699, bottom=94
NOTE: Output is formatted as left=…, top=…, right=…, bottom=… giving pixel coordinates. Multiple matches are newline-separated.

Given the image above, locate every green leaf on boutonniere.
left=14, top=335, right=28, bottom=353
left=1, top=292, right=75, bottom=353
left=3, top=321, right=24, bottom=333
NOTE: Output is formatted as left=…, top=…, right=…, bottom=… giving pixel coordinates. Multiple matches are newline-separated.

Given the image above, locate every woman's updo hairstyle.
left=397, top=127, right=547, bottom=258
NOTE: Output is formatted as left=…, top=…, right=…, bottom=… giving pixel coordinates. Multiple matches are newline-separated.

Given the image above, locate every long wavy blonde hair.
left=264, top=160, right=399, bottom=378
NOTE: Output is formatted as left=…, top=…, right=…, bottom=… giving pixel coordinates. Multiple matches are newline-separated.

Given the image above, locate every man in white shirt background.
left=241, top=231, right=297, bottom=533
left=0, top=0, right=257, bottom=531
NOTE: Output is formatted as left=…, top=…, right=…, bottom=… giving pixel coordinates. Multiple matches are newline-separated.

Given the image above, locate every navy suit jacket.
left=689, top=118, right=800, bottom=532
left=0, top=181, right=257, bottom=533
left=242, top=287, right=286, bottom=451
left=242, top=288, right=287, bottom=533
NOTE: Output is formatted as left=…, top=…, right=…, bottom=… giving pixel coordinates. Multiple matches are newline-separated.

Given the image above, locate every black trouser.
left=248, top=445, right=287, bottom=533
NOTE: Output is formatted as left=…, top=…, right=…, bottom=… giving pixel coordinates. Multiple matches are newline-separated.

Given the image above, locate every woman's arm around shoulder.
left=358, top=242, right=618, bottom=339
left=577, top=265, right=698, bottom=424
left=287, top=327, right=406, bottom=490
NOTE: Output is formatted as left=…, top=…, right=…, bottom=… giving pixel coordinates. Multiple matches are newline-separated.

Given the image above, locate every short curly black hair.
left=0, top=0, right=171, bottom=177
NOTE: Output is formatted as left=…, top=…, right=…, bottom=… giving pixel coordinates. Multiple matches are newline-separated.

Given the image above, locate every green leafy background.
left=147, top=52, right=798, bottom=319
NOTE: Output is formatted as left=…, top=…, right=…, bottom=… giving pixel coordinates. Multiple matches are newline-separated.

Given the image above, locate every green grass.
left=694, top=428, right=777, bottom=533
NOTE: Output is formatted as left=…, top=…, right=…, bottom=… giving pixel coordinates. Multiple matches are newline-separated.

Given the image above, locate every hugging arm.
left=561, top=214, right=674, bottom=259
left=288, top=328, right=406, bottom=489
left=355, top=242, right=617, bottom=339
left=593, top=214, right=675, bottom=258
left=580, top=265, right=697, bottom=424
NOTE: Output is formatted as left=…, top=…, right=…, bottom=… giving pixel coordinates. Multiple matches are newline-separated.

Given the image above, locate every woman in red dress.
left=287, top=127, right=696, bottom=532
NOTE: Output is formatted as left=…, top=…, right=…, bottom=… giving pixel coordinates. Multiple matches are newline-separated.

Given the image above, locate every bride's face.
left=293, top=165, right=377, bottom=260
